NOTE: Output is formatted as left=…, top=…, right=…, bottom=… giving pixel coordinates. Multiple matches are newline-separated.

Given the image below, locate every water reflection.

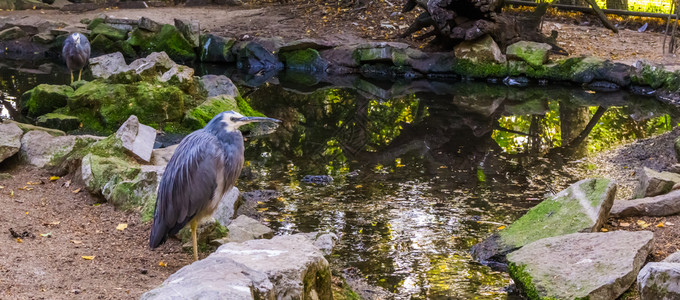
left=237, top=83, right=680, bottom=299
left=2, top=61, right=679, bottom=299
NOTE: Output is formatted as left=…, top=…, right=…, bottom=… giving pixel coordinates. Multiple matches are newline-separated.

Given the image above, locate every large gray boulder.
left=115, top=115, right=156, bottom=163
left=472, top=178, right=617, bottom=266
left=0, top=122, right=23, bottom=164
left=638, top=262, right=680, bottom=300
left=142, top=234, right=332, bottom=300
left=610, top=189, right=680, bottom=217
left=508, top=231, right=654, bottom=300
left=635, top=167, right=680, bottom=198
left=150, top=144, right=178, bottom=166
left=215, top=215, right=273, bottom=244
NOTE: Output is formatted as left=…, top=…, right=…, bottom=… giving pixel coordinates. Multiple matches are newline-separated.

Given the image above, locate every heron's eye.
left=230, top=117, right=239, bottom=122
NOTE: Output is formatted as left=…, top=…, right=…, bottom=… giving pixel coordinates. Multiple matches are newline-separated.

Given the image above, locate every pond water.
left=2, top=60, right=679, bottom=299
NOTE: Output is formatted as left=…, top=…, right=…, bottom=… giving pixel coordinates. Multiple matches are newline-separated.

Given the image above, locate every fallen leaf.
left=620, top=222, right=630, bottom=227
left=49, top=176, right=60, bottom=181
left=45, top=221, right=60, bottom=226
left=16, top=238, right=22, bottom=243
left=667, top=222, right=675, bottom=226
left=81, top=256, right=95, bottom=260
left=159, top=261, right=167, bottom=267
left=72, top=188, right=81, bottom=194
left=116, top=223, right=128, bottom=231
left=10, top=190, right=14, bottom=197
left=497, top=225, right=506, bottom=230
left=71, top=240, right=83, bottom=244
left=63, top=180, right=71, bottom=188
left=637, top=220, right=650, bottom=228
left=25, top=211, right=29, bottom=215
left=601, top=228, right=608, bottom=232
left=0, top=186, right=4, bottom=189
left=355, top=185, right=363, bottom=188
left=657, top=222, right=665, bottom=228
left=40, top=233, right=52, bottom=237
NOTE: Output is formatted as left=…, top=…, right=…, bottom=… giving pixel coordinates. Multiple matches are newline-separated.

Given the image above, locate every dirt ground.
left=0, top=161, right=193, bottom=299
left=1, top=0, right=679, bottom=67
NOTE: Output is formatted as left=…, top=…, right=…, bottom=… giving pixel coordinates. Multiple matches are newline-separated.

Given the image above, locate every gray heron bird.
left=62, top=33, right=91, bottom=83
left=149, top=111, right=280, bottom=261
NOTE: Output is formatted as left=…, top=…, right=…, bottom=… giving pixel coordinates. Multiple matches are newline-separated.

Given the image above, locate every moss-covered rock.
left=128, top=25, right=196, bottom=62
left=36, top=112, right=81, bottom=132
left=0, top=26, right=26, bottom=41
left=68, top=79, right=202, bottom=133
left=184, top=95, right=238, bottom=129
left=279, top=48, right=328, bottom=72
left=631, top=61, right=680, bottom=90
left=90, top=34, right=115, bottom=53
left=86, top=17, right=105, bottom=30
left=451, top=59, right=507, bottom=78
left=91, top=23, right=128, bottom=41
left=199, top=33, right=236, bottom=63
left=506, top=41, right=551, bottom=68
left=471, top=178, right=617, bottom=265
left=20, top=84, right=74, bottom=117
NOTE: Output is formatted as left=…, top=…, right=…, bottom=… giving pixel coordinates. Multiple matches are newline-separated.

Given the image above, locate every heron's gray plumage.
left=62, top=33, right=90, bottom=73
left=149, top=112, right=246, bottom=249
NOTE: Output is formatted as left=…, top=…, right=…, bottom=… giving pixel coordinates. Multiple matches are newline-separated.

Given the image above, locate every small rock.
left=313, top=232, right=339, bottom=255
left=138, top=17, right=162, bottom=32
left=199, top=34, right=236, bottom=63
left=509, top=231, right=653, bottom=300
left=127, top=52, right=177, bottom=77
left=664, top=250, right=680, bottom=263
left=610, top=189, right=680, bottom=217
left=211, top=187, right=241, bottom=227
left=215, top=215, right=273, bottom=244
left=667, top=164, right=680, bottom=174
left=302, top=175, right=334, bottom=185
left=506, top=41, right=551, bottom=67
left=159, top=65, right=194, bottom=83
left=453, top=34, right=506, bottom=64
left=150, top=144, right=178, bottom=166
left=89, top=52, right=129, bottom=79
left=635, top=167, right=680, bottom=198
left=0, top=26, right=26, bottom=41
left=36, top=113, right=80, bottom=132
left=638, top=262, right=680, bottom=300
left=174, top=19, right=199, bottom=48
left=31, top=32, right=55, bottom=44
left=115, top=115, right=157, bottom=163
left=0, top=122, right=23, bottom=164
left=140, top=268, right=148, bottom=275
left=200, top=75, right=239, bottom=98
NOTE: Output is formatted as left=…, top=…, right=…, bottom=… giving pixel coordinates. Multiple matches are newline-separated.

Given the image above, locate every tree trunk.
left=606, top=0, right=627, bottom=10
left=559, top=103, right=589, bottom=157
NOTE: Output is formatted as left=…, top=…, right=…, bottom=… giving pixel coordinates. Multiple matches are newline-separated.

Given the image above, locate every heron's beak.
left=237, top=116, right=281, bottom=123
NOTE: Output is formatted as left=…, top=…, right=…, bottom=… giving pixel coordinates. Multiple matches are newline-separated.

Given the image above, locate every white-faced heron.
left=149, top=111, right=280, bottom=261
left=62, top=33, right=91, bottom=83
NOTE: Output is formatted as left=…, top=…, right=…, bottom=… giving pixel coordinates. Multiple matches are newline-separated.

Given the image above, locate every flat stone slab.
left=610, top=189, right=680, bottom=217
left=142, top=234, right=332, bottom=300
left=115, top=115, right=156, bottom=163
left=0, top=122, right=23, bottom=164
left=635, top=167, right=680, bottom=198
left=508, top=231, right=654, bottom=300
left=472, top=178, right=617, bottom=266
left=638, top=262, right=680, bottom=300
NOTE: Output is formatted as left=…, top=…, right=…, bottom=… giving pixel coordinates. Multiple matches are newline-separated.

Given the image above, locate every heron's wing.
left=149, top=130, right=224, bottom=248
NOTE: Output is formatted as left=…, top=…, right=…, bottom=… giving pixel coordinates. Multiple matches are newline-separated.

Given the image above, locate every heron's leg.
left=70, top=71, right=74, bottom=84
left=191, top=219, right=198, bottom=261
left=78, top=69, right=82, bottom=81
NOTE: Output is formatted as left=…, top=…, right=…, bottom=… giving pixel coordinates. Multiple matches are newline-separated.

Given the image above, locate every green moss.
left=451, top=59, right=507, bottom=78
left=141, top=197, right=156, bottom=222
left=279, top=49, right=325, bottom=72
left=499, top=194, right=592, bottom=248
left=86, top=18, right=104, bottom=30
left=128, top=25, right=196, bottom=61
left=184, top=95, right=238, bottom=129
left=236, top=95, right=265, bottom=117
left=509, top=263, right=541, bottom=300
left=68, top=80, right=198, bottom=132
left=630, top=62, right=680, bottom=91
left=90, top=34, right=115, bottom=53
left=579, top=178, right=613, bottom=207
left=526, top=57, right=582, bottom=81
left=36, top=112, right=80, bottom=132
left=91, top=23, right=127, bottom=41
left=21, top=84, right=74, bottom=117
